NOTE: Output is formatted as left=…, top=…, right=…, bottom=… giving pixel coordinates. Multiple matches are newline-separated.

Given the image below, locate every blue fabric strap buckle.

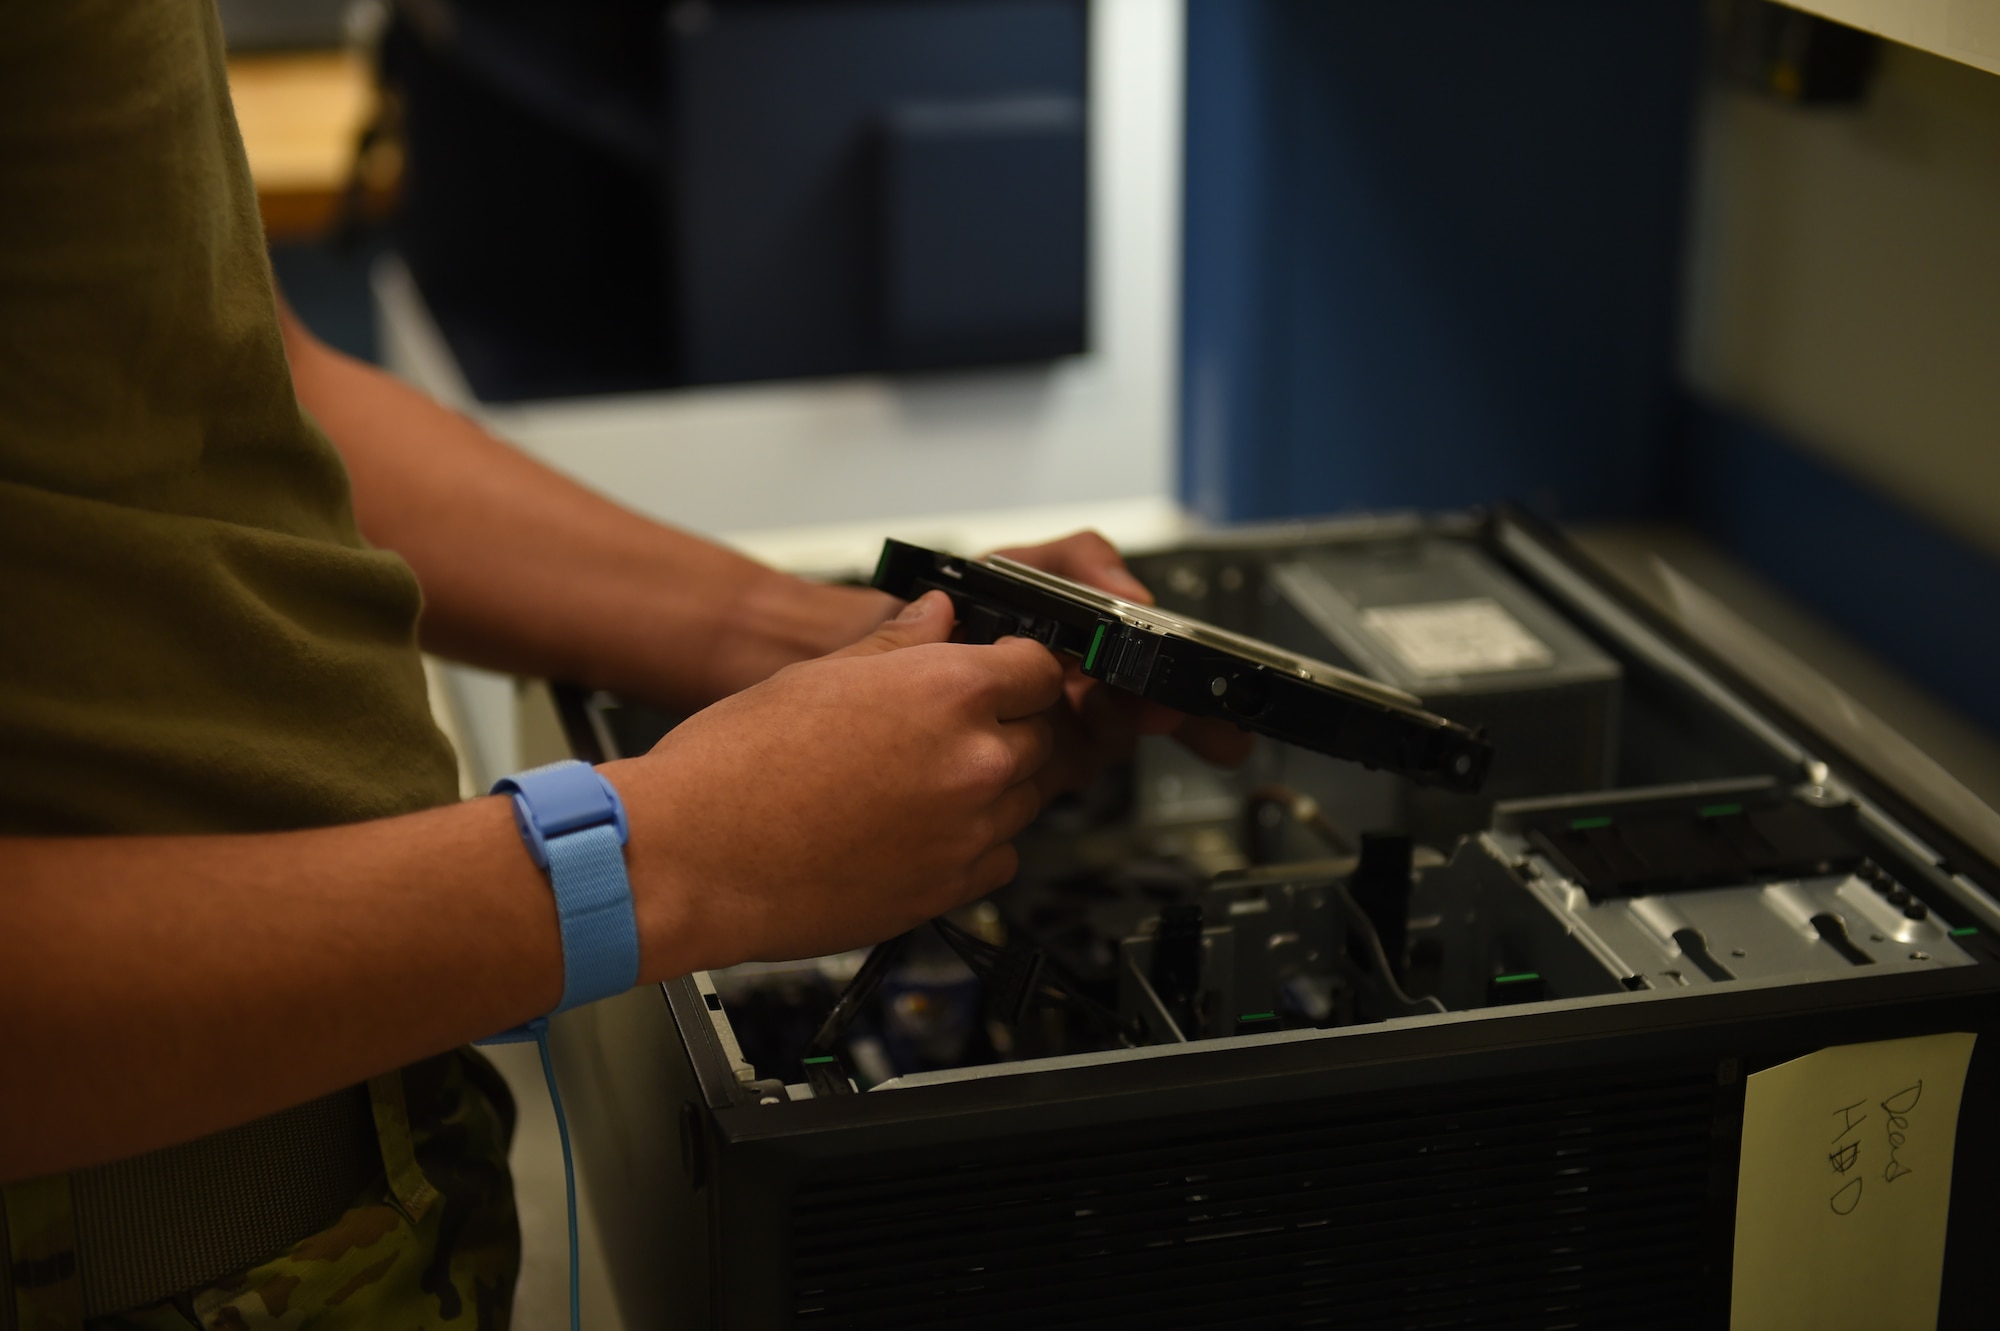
left=481, top=760, right=639, bottom=1044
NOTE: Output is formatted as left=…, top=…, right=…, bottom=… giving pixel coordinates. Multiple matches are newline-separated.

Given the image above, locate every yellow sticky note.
left=1732, top=1031, right=1978, bottom=1331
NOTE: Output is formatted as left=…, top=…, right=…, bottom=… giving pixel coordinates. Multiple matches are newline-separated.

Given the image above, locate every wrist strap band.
left=482, top=760, right=639, bottom=1044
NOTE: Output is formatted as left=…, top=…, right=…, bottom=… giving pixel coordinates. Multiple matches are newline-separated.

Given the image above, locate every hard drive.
left=871, top=538, right=1494, bottom=792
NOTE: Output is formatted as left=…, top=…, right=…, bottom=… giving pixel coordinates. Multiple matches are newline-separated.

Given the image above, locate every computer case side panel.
left=692, top=972, right=1999, bottom=1328
left=555, top=984, right=716, bottom=1330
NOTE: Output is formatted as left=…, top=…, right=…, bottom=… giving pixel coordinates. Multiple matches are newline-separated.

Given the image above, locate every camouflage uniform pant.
left=6, top=1051, right=519, bottom=1331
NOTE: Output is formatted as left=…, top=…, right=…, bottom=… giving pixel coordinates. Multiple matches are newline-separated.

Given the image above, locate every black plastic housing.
left=872, top=538, right=1494, bottom=793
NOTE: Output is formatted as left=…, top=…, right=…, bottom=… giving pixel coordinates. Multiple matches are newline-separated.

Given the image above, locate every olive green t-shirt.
left=0, top=1, right=459, bottom=834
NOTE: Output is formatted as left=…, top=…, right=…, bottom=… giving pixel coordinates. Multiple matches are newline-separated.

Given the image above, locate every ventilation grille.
left=790, top=1065, right=1723, bottom=1330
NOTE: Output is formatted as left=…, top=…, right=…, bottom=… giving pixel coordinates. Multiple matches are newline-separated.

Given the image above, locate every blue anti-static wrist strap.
left=476, top=759, right=636, bottom=1331
left=529, top=821, right=635, bottom=1011
left=483, top=759, right=640, bottom=1039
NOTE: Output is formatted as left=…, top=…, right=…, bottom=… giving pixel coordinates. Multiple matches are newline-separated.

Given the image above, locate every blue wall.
left=1678, top=406, right=2000, bottom=738
left=1178, top=6, right=1999, bottom=740
left=1181, top=0, right=1703, bottom=525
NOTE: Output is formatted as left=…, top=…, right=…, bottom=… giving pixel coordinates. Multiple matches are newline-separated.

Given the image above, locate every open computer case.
left=542, top=509, right=2000, bottom=1330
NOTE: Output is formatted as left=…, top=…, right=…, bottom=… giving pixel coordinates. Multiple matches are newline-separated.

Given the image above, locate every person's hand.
left=604, top=591, right=1065, bottom=976
left=990, top=528, right=1158, bottom=605
left=990, top=531, right=1255, bottom=787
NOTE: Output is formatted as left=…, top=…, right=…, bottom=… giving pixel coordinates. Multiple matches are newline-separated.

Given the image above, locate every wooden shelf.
left=227, top=50, right=398, bottom=242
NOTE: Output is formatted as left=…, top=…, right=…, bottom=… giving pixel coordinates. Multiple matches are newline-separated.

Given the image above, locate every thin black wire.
left=811, top=915, right=1141, bottom=1063
left=932, top=916, right=1141, bottom=1046
left=1245, top=785, right=1444, bottom=1015
left=1327, top=883, right=1446, bottom=1015
left=806, top=930, right=912, bottom=1054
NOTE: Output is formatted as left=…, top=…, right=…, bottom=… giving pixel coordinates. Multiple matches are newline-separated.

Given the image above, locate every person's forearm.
left=0, top=799, right=571, bottom=1183
left=279, top=306, right=892, bottom=709
left=2, top=595, right=1067, bottom=1183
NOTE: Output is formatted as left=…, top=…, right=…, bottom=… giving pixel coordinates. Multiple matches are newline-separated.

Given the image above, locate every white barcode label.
left=1361, top=598, right=1554, bottom=677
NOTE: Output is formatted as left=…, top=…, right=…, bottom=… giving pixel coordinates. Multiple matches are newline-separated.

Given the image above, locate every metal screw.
left=1210, top=677, right=1227, bottom=697
left=1909, top=952, right=1931, bottom=962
